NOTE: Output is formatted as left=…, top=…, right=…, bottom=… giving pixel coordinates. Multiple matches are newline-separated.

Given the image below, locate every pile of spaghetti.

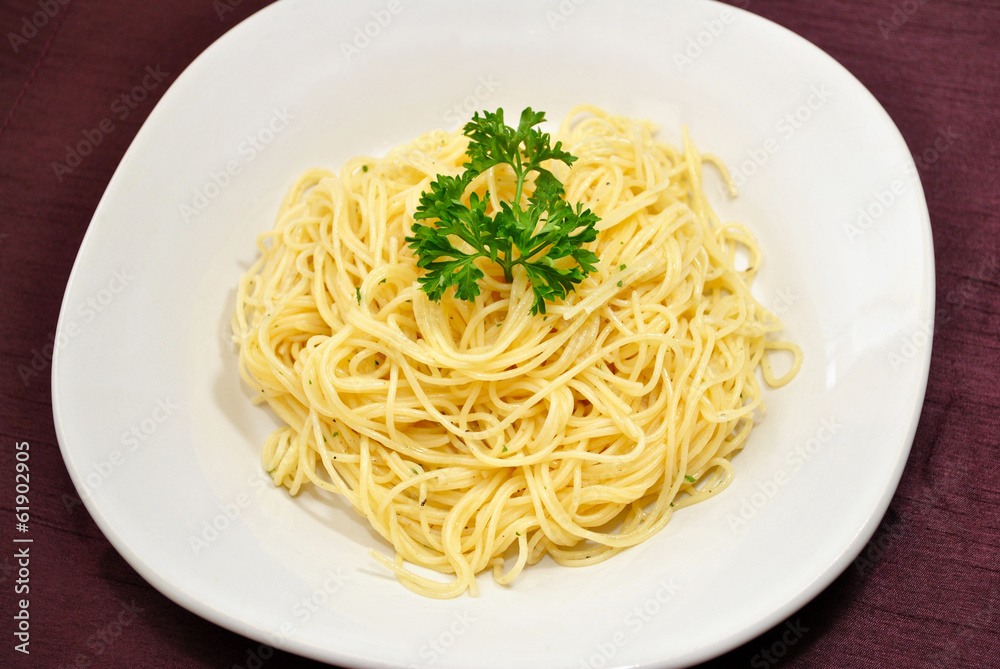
left=231, top=105, right=801, bottom=598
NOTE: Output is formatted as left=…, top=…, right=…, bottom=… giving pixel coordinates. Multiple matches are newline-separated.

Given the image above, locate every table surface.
left=2, top=1, right=998, bottom=667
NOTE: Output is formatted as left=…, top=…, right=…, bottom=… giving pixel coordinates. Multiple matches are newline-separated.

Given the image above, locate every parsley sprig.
left=405, top=108, right=600, bottom=315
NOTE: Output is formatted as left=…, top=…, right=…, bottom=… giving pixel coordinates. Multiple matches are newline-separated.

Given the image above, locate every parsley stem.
left=504, top=151, right=527, bottom=285
left=513, top=148, right=525, bottom=209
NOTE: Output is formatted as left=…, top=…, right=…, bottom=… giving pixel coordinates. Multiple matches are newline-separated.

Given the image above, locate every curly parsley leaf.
left=405, top=107, right=599, bottom=314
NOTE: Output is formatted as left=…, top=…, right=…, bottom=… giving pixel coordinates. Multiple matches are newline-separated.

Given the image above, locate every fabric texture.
left=1, top=1, right=997, bottom=667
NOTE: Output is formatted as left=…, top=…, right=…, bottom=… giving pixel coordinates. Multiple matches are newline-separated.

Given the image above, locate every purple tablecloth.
left=2, top=1, right=998, bottom=667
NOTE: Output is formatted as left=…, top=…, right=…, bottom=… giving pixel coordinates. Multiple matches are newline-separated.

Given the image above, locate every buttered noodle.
left=232, top=105, right=801, bottom=598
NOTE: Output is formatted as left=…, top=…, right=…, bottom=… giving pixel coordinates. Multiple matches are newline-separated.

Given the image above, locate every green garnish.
left=501, top=446, right=508, bottom=453
left=684, top=475, right=696, bottom=483
left=362, top=164, right=369, bottom=172
left=355, top=287, right=361, bottom=304
left=405, top=107, right=600, bottom=315
left=616, top=281, right=623, bottom=288
left=619, top=264, right=626, bottom=271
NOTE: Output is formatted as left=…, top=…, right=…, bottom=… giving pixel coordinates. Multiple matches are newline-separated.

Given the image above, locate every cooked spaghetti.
left=231, top=105, right=801, bottom=598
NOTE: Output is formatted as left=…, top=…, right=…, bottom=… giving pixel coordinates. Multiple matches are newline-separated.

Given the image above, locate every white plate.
left=52, top=1, right=933, bottom=667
